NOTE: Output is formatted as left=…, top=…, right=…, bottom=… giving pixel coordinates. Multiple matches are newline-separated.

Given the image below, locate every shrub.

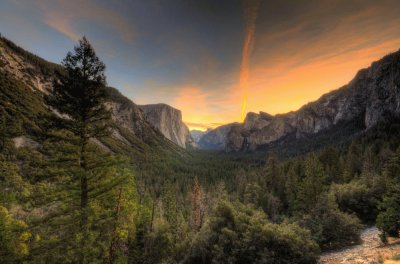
left=185, top=201, right=319, bottom=264
left=376, top=189, right=400, bottom=238
left=331, top=180, right=382, bottom=223
left=299, top=194, right=363, bottom=250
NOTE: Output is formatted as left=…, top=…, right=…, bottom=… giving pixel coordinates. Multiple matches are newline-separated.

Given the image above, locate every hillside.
left=0, top=36, right=186, bottom=160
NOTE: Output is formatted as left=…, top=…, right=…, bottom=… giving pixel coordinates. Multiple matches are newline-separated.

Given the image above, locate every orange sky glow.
left=172, top=1, right=400, bottom=131
left=181, top=38, right=400, bottom=131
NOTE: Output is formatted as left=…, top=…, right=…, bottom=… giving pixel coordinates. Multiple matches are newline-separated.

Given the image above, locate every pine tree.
left=46, top=36, right=111, bottom=263
left=191, top=176, right=204, bottom=231
left=285, top=166, right=299, bottom=215
left=342, top=141, right=362, bottom=182
left=298, top=154, right=327, bottom=211
left=265, top=154, right=284, bottom=200
left=377, top=147, right=400, bottom=239
left=46, top=37, right=110, bottom=228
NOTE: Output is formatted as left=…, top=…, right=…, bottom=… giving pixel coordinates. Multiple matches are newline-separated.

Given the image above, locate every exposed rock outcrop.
left=12, top=136, right=39, bottom=149
left=139, top=104, right=195, bottom=148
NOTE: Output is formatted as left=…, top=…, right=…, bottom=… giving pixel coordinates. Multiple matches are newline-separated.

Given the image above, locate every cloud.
left=239, top=0, right=260, bottom=121
left=238, top=0, right=400, bottom=115
left=36, top=0, right=135, bottom=43
left=43, top=14, right=80, bottom=41
left=247, top=38, right=400, bottom=115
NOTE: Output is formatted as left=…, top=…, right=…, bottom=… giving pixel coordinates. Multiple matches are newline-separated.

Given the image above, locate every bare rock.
left=12, top=136, right=39, bottom=149
left=139, top=104, right=195, bottom=149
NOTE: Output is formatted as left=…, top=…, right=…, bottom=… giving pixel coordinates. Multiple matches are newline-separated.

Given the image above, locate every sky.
left=1, top=0, right=400, bottom=131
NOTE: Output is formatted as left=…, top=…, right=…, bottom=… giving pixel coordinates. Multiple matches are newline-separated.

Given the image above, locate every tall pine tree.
left=47, top=36, right=110, bottom=226
left=46, top=37, right=111, bottom=262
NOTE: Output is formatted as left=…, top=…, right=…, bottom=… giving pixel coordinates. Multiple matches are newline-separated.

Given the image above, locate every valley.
left=1, top=30, right=400, bottom=263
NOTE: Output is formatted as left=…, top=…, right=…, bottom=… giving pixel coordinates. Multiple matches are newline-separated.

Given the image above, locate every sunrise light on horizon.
left=2, top=0, right=400, bottom=131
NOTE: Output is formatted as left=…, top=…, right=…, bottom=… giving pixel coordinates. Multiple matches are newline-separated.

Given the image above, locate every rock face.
left=105, top=87, right=157, bottom=141
left=139, top=104, right=195, bottom=148
left=198, top=123, right=239, bottom=150
left=206, top=49, right=400, bottom=152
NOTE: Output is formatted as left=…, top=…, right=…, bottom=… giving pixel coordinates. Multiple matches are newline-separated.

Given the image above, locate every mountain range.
left=198, top=49, right=400, bottom=153
left=2, top=35, right=400, bottom=157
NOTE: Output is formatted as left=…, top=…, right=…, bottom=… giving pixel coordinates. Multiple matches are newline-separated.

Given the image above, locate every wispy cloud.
left=37, top=0, right=135, bottom=43
left=239, top=0, right=260, bottom=121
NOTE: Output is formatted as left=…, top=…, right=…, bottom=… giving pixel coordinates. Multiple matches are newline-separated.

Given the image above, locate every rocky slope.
left=0, top=37, right=57, bottom=93
left=139, top=104, right=195, bottom=148
left=203, top=49, right=400, bottom=152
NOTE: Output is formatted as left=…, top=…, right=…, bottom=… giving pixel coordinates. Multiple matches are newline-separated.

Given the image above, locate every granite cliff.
left=139, top=104, right=195, bottom=148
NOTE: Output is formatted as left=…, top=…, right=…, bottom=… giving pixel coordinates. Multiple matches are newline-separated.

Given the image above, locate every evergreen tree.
left=377, top=147, right=400, bottom=240
left=342, top=141, right=362, bottom=182
left=264, top=154, right=284, bottom=198
left=285, top=166, right=299, bottom=214
left=298, top=154, right=327, bottom=211
left=377, top=190, right=400, bottom=239
left=46, top=36, right=110, bottom=231
left=191, top=176, right=204, bottom=231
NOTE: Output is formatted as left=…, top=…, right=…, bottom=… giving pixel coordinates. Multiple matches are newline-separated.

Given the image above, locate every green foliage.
left=0, top=206, right=32, bottom=262
left=185, top=201, right=319, bottom=264
left=46, top=36, right=110, bottom=139
left=377, top=190, right=400, bottom=238
left=0, top=71, right=47, bottom=137
left=331, top=179, right=382, bottom=223
left=299, top=194, right=362, bottom=250
left=376, top=147, right=400, bottom=239
left=0, top=161, right=30, bottom=204
left=297, top=154, right=328, bottom=211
